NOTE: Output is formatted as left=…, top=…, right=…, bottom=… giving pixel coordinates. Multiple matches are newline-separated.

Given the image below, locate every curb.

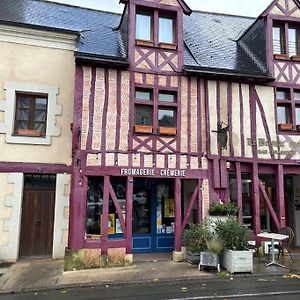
left=1, top=271, right=299, bottom=295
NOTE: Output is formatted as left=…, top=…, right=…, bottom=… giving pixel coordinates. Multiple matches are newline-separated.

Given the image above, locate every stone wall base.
left=64, top=247, right=132, bottom=271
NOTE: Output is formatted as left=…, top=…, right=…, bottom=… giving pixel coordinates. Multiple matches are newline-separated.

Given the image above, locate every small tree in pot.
left=182, top=221, right=212, bottom=264
left=215, top=217, right=253, bottom=273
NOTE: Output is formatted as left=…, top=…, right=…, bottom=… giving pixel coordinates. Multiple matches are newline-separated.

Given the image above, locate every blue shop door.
left=132, top=179, right=175, bottom=253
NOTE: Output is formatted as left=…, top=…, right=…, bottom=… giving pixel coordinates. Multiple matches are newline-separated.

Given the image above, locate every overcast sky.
left=48, top=0, right=273, bottom=17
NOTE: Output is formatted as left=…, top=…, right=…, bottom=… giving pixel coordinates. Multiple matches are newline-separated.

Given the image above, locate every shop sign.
left=247, top=138, right=300, bottom=156
left=120, top=168, right=186, bottom=177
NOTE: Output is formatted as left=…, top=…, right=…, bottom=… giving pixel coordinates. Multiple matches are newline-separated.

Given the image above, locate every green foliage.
left=217, top=271, right=230, bottom=279
left=206, top=237, right=224, bottom=254
left=182, top=221, right=213, bottom=252
left=215, top=217, right=250, bottom=251
left=209, top=203, right=239, bottom=216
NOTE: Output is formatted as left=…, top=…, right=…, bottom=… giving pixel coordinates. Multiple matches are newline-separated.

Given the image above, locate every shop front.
left=82, top=168, right=205, bottom=255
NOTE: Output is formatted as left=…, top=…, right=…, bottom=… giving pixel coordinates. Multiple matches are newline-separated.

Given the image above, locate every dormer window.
left=159, top=15, right=175, bottom=44
left=136, top=11, right=153, bottom=41
left=273, top=22, right=300, bottom=58
left=135, top=8, right=177, bottom=49
left=273, top=24, right=285, bottom=55
left=288, top=27, right=300, bottom=57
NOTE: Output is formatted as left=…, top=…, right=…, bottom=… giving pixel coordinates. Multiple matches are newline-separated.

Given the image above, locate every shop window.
left=134, top=88, right=177, bottom=135
left=86, top=177, right=127, bottom=239
left=14, top=93, right=48, bottom=137
left=135, top=9, right=177, bottom=49
left=86, top=177, right=104, bottom=237
left=276, top=87, right=300, bottom=131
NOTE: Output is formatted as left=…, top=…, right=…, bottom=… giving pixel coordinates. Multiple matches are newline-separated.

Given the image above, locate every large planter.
left=221, top=249, right=253, bottom=274
left=199, top=252, right=220, bottom=272
left=186, top=250, right=200, bottom=265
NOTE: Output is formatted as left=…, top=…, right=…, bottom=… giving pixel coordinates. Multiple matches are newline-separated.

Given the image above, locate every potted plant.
left=208, top=202, right=238, bottom=233
left=215, top=217, right=253, bottom=273
left=199, top=237, right=223, bottom=272
left=182, top=221, right=212, bottom=264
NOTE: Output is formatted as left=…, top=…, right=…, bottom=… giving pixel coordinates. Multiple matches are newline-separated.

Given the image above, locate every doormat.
left=0, top=262, right=13, bottom=268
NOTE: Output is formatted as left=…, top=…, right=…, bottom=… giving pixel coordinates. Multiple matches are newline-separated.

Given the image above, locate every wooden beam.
left=109, top=183, right=126, bottom=234
left=276, top=164, right=286, bottom=228
left=236, top=161, right=243, bottom=223
left=125, top=176, right=133, bottom=254
left=251, top=163, right=261, bottom=234
left=259, top=183, right=280, bottom=230
left=174, top=178, right=182, bottom=252
left=100, top=176, right=110, bottom=255
left=181, top=184, right=199, bottom=232
left=197, top=179, right=203, bottom=223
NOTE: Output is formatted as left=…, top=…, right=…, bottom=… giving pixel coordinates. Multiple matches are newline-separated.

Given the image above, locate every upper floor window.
left=273, top=22, right=300, bottom=57
left=276, top=87, right=300, bottom=131
left=14, top=93, right=48, bottom=137
left=288, top=27, right=300, bottom=56
left=134, top=88, right=177, bottom=135
left=159, top=15, right=175, bottom=44
left=135, top=9, right=177, bottom=49
left=273, top=25, right=285, bottom=54
left=136, top=12, right=153, bottom=41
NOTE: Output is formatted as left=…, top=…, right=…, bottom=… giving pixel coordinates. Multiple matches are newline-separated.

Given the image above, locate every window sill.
left=159, top=42, right=177, bottom=50
left=134, top=125, right=153, bottom=134
left=16, top=129, right=43, bottom=137
left=290, top=55, right=300, bottom=62
left=158, top=127, right=177, bottom=135
left=278, top=123, right=293, bottom=131
left=135, top=39, right=154, bottom=47
left=273, top=54, right=288, bottom=60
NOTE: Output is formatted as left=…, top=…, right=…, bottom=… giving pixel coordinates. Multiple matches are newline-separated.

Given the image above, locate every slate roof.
left=0, top=0, right=127, bottom=62
left=0, top=0, right=271, bottom=77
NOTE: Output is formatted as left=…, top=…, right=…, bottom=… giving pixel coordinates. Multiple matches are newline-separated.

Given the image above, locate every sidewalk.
left=1, top=253, right=300, bottom=295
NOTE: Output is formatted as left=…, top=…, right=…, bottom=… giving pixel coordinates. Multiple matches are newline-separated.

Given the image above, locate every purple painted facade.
left=68, top=0, right=300, bottom=255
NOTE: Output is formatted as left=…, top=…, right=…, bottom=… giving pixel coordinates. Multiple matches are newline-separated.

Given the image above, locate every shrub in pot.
left=208, top=202, right=239, bottom=233
left=215, top=217, right=253, bottom=273
left=182, top=221, right=212, bottom=264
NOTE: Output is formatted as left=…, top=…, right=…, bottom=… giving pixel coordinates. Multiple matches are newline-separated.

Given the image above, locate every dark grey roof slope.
left=184, top=11, right=269, bottom=77
left=0, top=0, right=127, bottom=62
left=0, top=0, right=270, bottom=77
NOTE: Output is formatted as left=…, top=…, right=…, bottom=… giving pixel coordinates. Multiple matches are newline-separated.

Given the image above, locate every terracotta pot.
left=158, top=127, right=177, bottom=135
left=273, top=53, right=287, bottom=60
left=135, top=39, right=154, bottom=47
left=278, top=123, right=293, bottom=131
left=17, top=129, right=42, bottom=137
left=291, top=55, right=300, bottom=62
left=134, top=125, right=153, bottom=134
left=159, top=42, right=177, bottom=50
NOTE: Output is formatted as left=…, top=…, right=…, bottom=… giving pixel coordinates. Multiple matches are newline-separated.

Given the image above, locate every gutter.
left=0, top=19, right=80, bottom=36
left=75, top=52, right=129, bottom=67
left=184, top=65, right=274, bottom=81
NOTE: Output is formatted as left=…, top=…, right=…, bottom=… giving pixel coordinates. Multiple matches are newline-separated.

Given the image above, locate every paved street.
left=1, top=276, right=300, bottom=300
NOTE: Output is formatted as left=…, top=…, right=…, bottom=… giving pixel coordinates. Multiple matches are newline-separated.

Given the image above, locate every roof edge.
left=120, top=0, right=192, bottom=15
left=183, top=65, right=274, bottom=81
left=75, top=52, right=129, bottom=66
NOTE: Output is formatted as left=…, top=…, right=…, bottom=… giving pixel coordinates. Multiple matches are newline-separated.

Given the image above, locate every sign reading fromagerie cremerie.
left=120, top=168, right=186, bottom=177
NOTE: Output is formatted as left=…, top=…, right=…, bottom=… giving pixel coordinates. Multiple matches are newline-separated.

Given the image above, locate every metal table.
left=257, top=232, right=289, bottom=268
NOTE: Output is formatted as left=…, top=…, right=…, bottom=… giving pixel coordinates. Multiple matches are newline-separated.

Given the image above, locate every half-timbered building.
left=1, top=0, right=300, bottom=264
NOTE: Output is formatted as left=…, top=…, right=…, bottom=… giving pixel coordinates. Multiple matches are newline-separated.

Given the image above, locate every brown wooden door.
left=19, top=190, right=55, bottom=258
